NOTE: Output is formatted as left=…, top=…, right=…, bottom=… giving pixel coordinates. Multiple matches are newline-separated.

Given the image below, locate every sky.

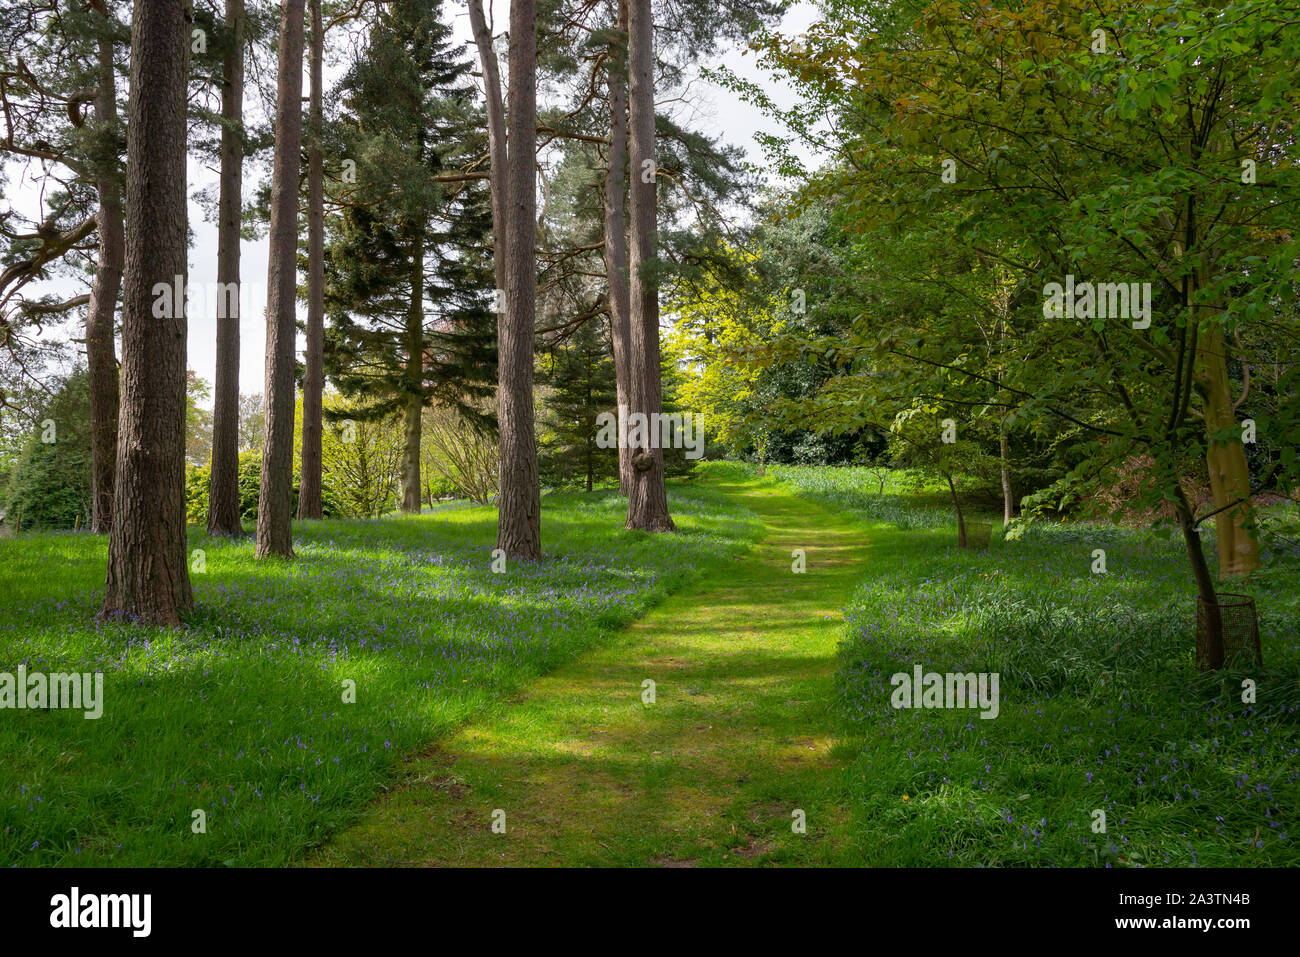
left=14, top=1, right=823, bottom=409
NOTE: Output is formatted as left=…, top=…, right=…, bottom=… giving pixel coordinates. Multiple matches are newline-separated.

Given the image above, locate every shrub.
left=2, top=370, right=92, bottom=530
left=184, top=450, right=348, bottom=525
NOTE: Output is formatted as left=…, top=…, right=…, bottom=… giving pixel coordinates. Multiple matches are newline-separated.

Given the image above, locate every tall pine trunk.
left=99, top=0, right=193, bottom=625
left=625, top=0, right=674, bottom=532
left=208, top=0, right=245, bottom=535
left=256, top=0, right=305, bottom=559
left=401, top=232, right=425, bottom=513
left=86, top=0, right=122, bottom=535
left=468, top=0, right=507, bottom=293
left=297, top=0, right=325, bottom=520
left=495, top=0, right=541, bottom=559
left=604, top=0, right=633, bottom=496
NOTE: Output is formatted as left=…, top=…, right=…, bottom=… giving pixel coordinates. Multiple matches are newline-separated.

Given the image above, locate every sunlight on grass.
left=0, top=484, right=761, bottom=866
left=778, top=467, right=1300, bottom=867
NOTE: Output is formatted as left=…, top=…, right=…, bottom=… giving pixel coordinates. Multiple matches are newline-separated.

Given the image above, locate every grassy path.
left=309, top=473, right=869, bottom=866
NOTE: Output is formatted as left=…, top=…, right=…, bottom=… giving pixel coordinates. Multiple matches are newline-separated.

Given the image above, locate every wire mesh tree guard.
left=1197, top=593, right=1263, bottom=670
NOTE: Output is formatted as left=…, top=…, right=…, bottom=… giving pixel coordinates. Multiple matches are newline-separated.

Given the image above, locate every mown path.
left=309, top=473, right=870, bottom=866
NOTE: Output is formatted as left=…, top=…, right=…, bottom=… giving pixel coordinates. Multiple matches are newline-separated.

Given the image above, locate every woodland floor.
left=308, top=472, right=869, bottom=867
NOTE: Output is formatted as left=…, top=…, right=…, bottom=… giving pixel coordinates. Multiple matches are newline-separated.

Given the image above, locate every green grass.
left=775, top=465, right=1300, bottom=866
left=5, top=461, right=1296, bottom=868
left=310, top=463, right=869, bottom=867
left=0, top=482, right=761, bottom=866
left=770, top=464, right=980, bottom=530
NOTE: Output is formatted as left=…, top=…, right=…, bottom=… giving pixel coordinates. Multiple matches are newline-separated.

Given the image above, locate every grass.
left=774, top=465, right=1300, bottom=866
left=309, top=463, right=868, bottom=867
left=0, top=481, right=760, bottom=866
left=4, top=461, right=1296, bottom=868
left=769, top=464, right=978, bottom=530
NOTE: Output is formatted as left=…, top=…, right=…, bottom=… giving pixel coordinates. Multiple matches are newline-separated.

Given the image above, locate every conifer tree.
left=323, top=0, right=497, bottom=512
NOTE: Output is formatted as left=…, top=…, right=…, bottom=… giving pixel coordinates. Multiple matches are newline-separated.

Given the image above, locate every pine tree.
left=99, top=0, right=193, bottom=623
left=256, top=0, right=306, bottom=560
left=323, top=0, right=497, bottom=513
left=540, top=319, right=618, bottom=491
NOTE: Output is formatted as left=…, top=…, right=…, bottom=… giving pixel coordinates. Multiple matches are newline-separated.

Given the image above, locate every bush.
left=185, top=450, right=348, bottom=525
left=2, top=370, right=92, bottom=530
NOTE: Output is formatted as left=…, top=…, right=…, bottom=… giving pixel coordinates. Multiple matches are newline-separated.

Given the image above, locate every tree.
left=323, top=0, right=497, bottom=514
left=624, top=0, right=674, bottom=531
left=99, top=0, right=193, bottom=625
left=540, top=317, right=619, bottom=491
left=467, top=0, right=507, bottom=295
left=320, top=396, right=403, bottom=518
left=208, top=0, right=246, bottom=535
left=3, top=369, right=91, bottom=530
left=238, top=392, right=264, bottom=451
left=887, top=408, right=999, bottom=546
left=297, top=0, right=326, bottom=519
left=496, top=0, right=542, bottom=558
left=0, top=1, right=127, bottom=534
left=421, top=402, right=498, bottom=504
left=84, top=0, right=124, bottom=535
left=603, top=0, right=633, bottom=494
left=750, top=0, right=1300, bottom=668
left=185, top=371, right=213, bottom=466
left=668, top=248, right=779, bottom=469
left=256, top=0, right=306, bottom=559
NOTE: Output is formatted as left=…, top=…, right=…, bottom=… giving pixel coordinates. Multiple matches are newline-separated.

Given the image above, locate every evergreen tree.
left=540, top=319, right=619, bottom=491
left=322, top=0, right=497, bottom=513
left=2, top=369, right=92, bottom=530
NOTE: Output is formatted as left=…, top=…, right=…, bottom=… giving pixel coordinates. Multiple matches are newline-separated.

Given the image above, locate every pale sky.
left=13, top=2, right=822, bottom=409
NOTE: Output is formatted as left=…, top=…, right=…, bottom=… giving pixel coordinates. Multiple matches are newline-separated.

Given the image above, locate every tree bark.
left=1195, top=313, right=1258, bottom=578
left=495, top=0, right=541, bottom=559
left=604, top=0, right=633, bottom=496
left=1172, top=483, right=1224, bottom=670
left=999, top=417, right=1014, bottom=524
left=86, top=0, right=122, bottom=535
left=625, top=0, right=674, bottom=531
left=99, top=0, right=193, bottom=625
left=256, top=0, right=305, bottom=559
left=468, top=0, right=508, bottom=294
left=400, top=231, right=425, bottom=513
left=208, top=0, right=245, bottom=536
left=297, top=0, right=325, bottom=520
left=946, top=472, right=966, bottom=547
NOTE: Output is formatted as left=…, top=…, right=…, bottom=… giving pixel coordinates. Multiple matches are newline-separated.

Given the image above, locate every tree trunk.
left=99, top=0, right=193, bottom=625
left=208, top=0, right=245, bottom=536
left=999, top=417, right=1014, bottom=524
left=604, top=0, right=633, bottom=496
left=947, top=472, right=966, bottom=547
left=468, top=0, right=508, bottom=294
left=256, top=0, right=305, bottom=559
left=625, top=0, right=674, bottom=532
left=1172, top=484, right=1224, bottom=670
left=401, top=232, right=425, bottom=513
left=297, top=0, right=325, bottom=520
left=494, top=0, right=541, bottom=559
left=86, top=0, right=122, bottom=536
left=1195, top=314, right=1258, bottom=578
